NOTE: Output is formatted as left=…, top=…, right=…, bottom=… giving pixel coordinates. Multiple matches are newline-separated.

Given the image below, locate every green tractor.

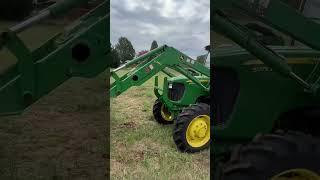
left=213, top=0, right=320, bottom=179
left=110, top=45, right=211, bottom=152
left=154, top=70, right=210, bottom=152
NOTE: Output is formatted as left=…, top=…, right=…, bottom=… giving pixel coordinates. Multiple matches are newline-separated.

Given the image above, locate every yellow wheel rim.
left=186, top=115, right=210, bottom=148
left=161, top=104, right=173, bottom=121
left=271, top=169, right=320, bottom=180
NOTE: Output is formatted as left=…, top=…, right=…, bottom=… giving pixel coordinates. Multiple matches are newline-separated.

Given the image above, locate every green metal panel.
left=212, top=0, right=320, bottom=50
left=167, top=76, right=209, bottom=106
left=211, top=0, right=320, bottom=167
left=49, top=0, right=90, bottom=17
left=213, top=46, right=320, bottom=140
left=0, top=0, right=110, bottom=116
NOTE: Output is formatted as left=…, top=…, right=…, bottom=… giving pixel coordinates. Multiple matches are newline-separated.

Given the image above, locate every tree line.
left=111, top=37, right=208, bottom=68
left=111, top=37, right=159, bottom=67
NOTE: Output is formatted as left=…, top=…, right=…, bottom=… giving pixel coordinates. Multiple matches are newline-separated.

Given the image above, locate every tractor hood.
left=167, top=75, right=209, bottom=85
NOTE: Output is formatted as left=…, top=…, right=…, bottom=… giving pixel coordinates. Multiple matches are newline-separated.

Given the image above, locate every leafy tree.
left=115, top=37, right=135, bottom=64
left=150, top=40, right=158, bottom=51
left=196, top=54, right=207, bottom=65
left=110, top=44, right=120, bottom=67
left=0, top=0, right=34, bottom=20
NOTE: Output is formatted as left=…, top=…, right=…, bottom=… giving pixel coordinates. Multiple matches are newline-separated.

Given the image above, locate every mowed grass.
left=110, top=69, right=210, bottom=180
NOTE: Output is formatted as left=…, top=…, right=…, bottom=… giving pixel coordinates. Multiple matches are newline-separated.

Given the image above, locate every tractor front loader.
left=212, top=0, right=320, bottom=179
left=110, top=45, right=211, bottom=152
left=0, top=0, right=113, bottom=116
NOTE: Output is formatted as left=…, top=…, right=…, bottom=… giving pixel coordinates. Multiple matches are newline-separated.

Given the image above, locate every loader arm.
left=212, top=0, right=320, bottom=93
left=110, top=45, right=210, bottom=97
left=0, top=0, right=112, bottom=116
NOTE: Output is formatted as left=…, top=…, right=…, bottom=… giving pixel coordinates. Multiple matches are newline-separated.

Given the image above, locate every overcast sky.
left=110, top=0, right=210, bottom=59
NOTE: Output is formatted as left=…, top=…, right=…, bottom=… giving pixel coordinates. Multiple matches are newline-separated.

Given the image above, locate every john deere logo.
left=180, top=56, right=185, bottom=61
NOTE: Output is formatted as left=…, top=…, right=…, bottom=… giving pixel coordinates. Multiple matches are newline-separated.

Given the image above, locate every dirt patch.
left=110, top=159, right=124, bottom=177
left=0, top=75, right=109, bottom=180
left=118, top=122, right=138, bottom=129
left=112, top=142, right=144, bottom=164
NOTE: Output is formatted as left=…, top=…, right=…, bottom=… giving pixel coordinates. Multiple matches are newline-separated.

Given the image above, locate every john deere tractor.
left=212, top=0, right=320, bottom=179
left=110, top=45, right=211, bottom=153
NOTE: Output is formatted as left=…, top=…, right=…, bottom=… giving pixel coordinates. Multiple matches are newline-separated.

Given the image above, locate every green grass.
left=110, top=69, right=210, bottom=180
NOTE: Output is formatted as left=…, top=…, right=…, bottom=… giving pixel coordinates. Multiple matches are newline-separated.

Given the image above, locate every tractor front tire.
left=216, top=131, right=320, bottom=180
left=153, top=99, right=174, bottom=124
left=173, top=103, right=210, bottom=153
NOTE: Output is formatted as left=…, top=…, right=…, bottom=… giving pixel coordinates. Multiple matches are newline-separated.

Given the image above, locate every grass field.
left=0, top=74, right=109, bottom=179
left=110, top=70, right=210, bottom=180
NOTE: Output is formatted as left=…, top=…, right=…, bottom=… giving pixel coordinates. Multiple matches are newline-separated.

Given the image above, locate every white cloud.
left=201, top=9, right=210, bottom=23
left=160, top=0, right=178, bottom=18
left=139, top=22, right=159, bottom=36
left=111, top=0, right=210, bottom=58
left=123, top=0, right=154, bottom=11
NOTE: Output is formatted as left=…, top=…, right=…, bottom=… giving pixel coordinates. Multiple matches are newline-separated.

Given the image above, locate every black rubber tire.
left=216, top=130, right=320, bottom=180
left=152, top=99, right=173, bottom=125
left=173, top=103, right=210, bottom=153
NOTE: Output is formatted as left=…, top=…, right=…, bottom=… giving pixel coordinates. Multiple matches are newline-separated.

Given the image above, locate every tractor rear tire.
left=216, top=131, right=320, bottom=180
left=153, top=99, right=173, bottom=124
left=173, top=103, right=210, bottom=153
